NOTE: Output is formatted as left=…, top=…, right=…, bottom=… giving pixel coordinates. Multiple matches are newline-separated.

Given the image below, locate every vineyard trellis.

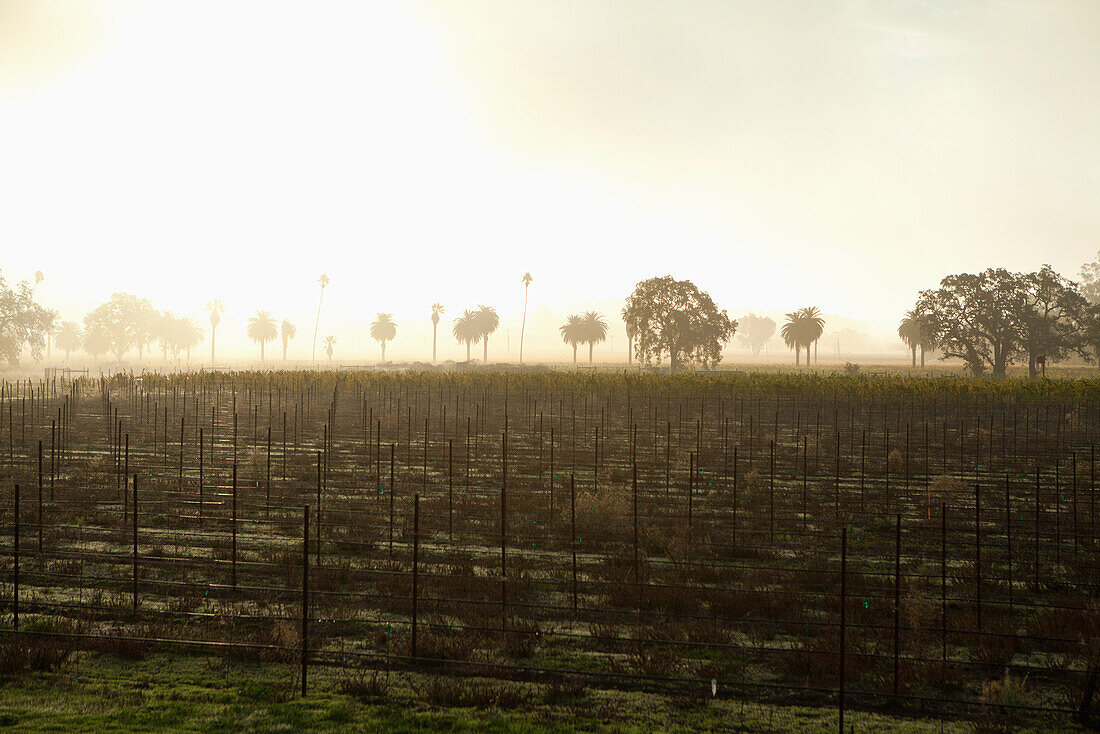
left=1, top=369, right=1098, bottom=729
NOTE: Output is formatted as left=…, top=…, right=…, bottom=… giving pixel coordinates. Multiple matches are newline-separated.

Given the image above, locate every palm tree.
left=280, top=319, right=297, bottom=361
left=475, top=305, right=499, bottom=363
left=452, top=310, right=482, bottom=363
left=207, top=299, right=226, bottom=364
left=581, top=311, right=608, bottom=364
left=157, top=311, right=177, bottom=361
left=559, top=314, right=586, bottom=365
left=799, top=307, right=825, bottom=364
left=430, top=303, right=444, bottom=362
left=370, top=313, right=396, bottom=363
left=323, top=335, right=337, bottom=363
left=781, top=311, right=807, bottom=366
left=621, top=306, right=636, bottom=365
left=312, top=274, right=330, bottom=363
left=247, top=310, right=279, bottom=362
left=83, top=327, right=111, bottom=361
left=31, top=270, right=44, bottom=299
left=43, top=308, right=58, bottom=359
left=898, top=309, right=934, bottom=368
left=898, top=311, right=922, bottom=367
left=177, top=318, right=204, bottom=363
left=519, top=273, right=533, bottom=363
left=54, top=321, right=83, bottom=361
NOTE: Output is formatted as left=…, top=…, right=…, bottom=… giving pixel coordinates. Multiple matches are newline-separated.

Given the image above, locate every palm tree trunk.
left=911, top=345, right=917, bottom=368
left=483, top=337, right=488, bottom=364
left=795, top=346, right=800, bottom=366
left=432, top=323, right=438, bottom=363
left=466, top=342, right=471, bottom=363
left=572, top=345, right=577, bottom=364
left=519, top=285, right=528, bottom=364
left=627, top=336, right=632, bottom=365
left=381, top=341, right=386, bottom=363
left=588, top=342, right=594, bottom=364
left=813, top=340, right=818, bottom=364
left=312, top=288, right=324, bottom=363
left=211, top=326, right=216, bottom=365
left=920, top=347, right=925, bottom=368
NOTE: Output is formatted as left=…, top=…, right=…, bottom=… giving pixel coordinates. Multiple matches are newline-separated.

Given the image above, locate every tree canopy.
left=622, top=276, right=735, bottom=373
left=1080, top=249, right=1100, bottom=306
left=0, top=270, right=53, bottom=365
left=737, top=314, right=776, bottom=355
left=915, top=266, right=1094, bottom=378
left=83, top=293, right=158, bottom=363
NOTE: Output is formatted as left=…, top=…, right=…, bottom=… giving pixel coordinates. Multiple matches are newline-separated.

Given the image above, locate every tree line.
left=3, top=253, right=1100, bottom=376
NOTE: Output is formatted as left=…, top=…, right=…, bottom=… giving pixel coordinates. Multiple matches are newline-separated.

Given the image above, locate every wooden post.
left=1072, top=453, right=1078, bottom=556
left=549, top=427, right=555, bottom=519
left=448, top=438, right=454, bottom=541
left=975, top=483, right=981, bottom=631
left=732, top=446, right=738, bottom=554
left=232, top=463, right=238, bottom=591
left=941, top=502, right=947, bottom=664
left=1006, top=474, right=1013, bottom=609
left=199, top=427, right=204, bottom=526
left=389, top=444, right=395, bottom=557
left=893, top=513, right=901, bottom=698
left=860, top=429, right=866, bottom=514
left=835, top=431, right=841, bottom=521
left=132, top=475, right=138, bottom=615
left=570, top=474, right=577, bottom=612
left=688, top=452, right=694, bottom=533
left=411, top=493, right=420, bottom=658
left=501, top=431, right=508, bottom=630
left=266, top=426, right=272, bottom=512
left=769, top=440, right=775, bottom=543
left=37, top=441, right=42, bottom=552
left=302, top=504, right=309, bottom=697
left=632, top=460, right=639, bottom=584
left=316, top=452, right=322, bottom=566
left=593, top=425, right=599, bottom=494
left=802, top=437, right=808, bottom=529
left=1034, top=467, right=1041, bottom=590
left=839, top=526, right=847, bottom=734
left=12, top=483, right=18, bottom=630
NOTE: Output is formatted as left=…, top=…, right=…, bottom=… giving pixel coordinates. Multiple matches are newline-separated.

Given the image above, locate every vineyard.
left=1, top=369, right=1098, bottom=730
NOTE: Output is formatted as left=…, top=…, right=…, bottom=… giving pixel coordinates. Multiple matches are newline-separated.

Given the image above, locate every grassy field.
left=0, top=651, right=1025, bottom=733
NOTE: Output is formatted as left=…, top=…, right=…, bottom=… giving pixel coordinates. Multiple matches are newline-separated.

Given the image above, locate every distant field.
left=1, top=369, right=1097, bottom=731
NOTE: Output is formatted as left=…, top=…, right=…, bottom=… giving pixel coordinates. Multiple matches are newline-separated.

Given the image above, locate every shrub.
left=929, top=475, right=969, bottom=506
left=620, top=641, right=681, bottom=678
left=0, top=622, right=81, bottom=675
left=502, top=617, right=541, bottom=659
left=338, top=668, right=391, bottom=701
left=414, top=676, right=528, bottom=708
left=977, top=673, right=1031, bottom=733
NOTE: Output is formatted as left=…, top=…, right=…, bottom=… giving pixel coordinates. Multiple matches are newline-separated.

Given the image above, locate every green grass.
left=0, top=650, right=1076, bottom=733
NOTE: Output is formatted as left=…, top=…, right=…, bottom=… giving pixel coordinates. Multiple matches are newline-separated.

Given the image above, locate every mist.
left=1, top=1, right=1098, bottom=368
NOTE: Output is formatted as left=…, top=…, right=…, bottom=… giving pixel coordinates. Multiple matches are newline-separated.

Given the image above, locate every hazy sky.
left=2, top=1, right=1098, bottom=359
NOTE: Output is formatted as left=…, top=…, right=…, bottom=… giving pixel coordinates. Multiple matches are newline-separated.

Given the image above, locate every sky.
left=1, top=1, right=1098, bottom=362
